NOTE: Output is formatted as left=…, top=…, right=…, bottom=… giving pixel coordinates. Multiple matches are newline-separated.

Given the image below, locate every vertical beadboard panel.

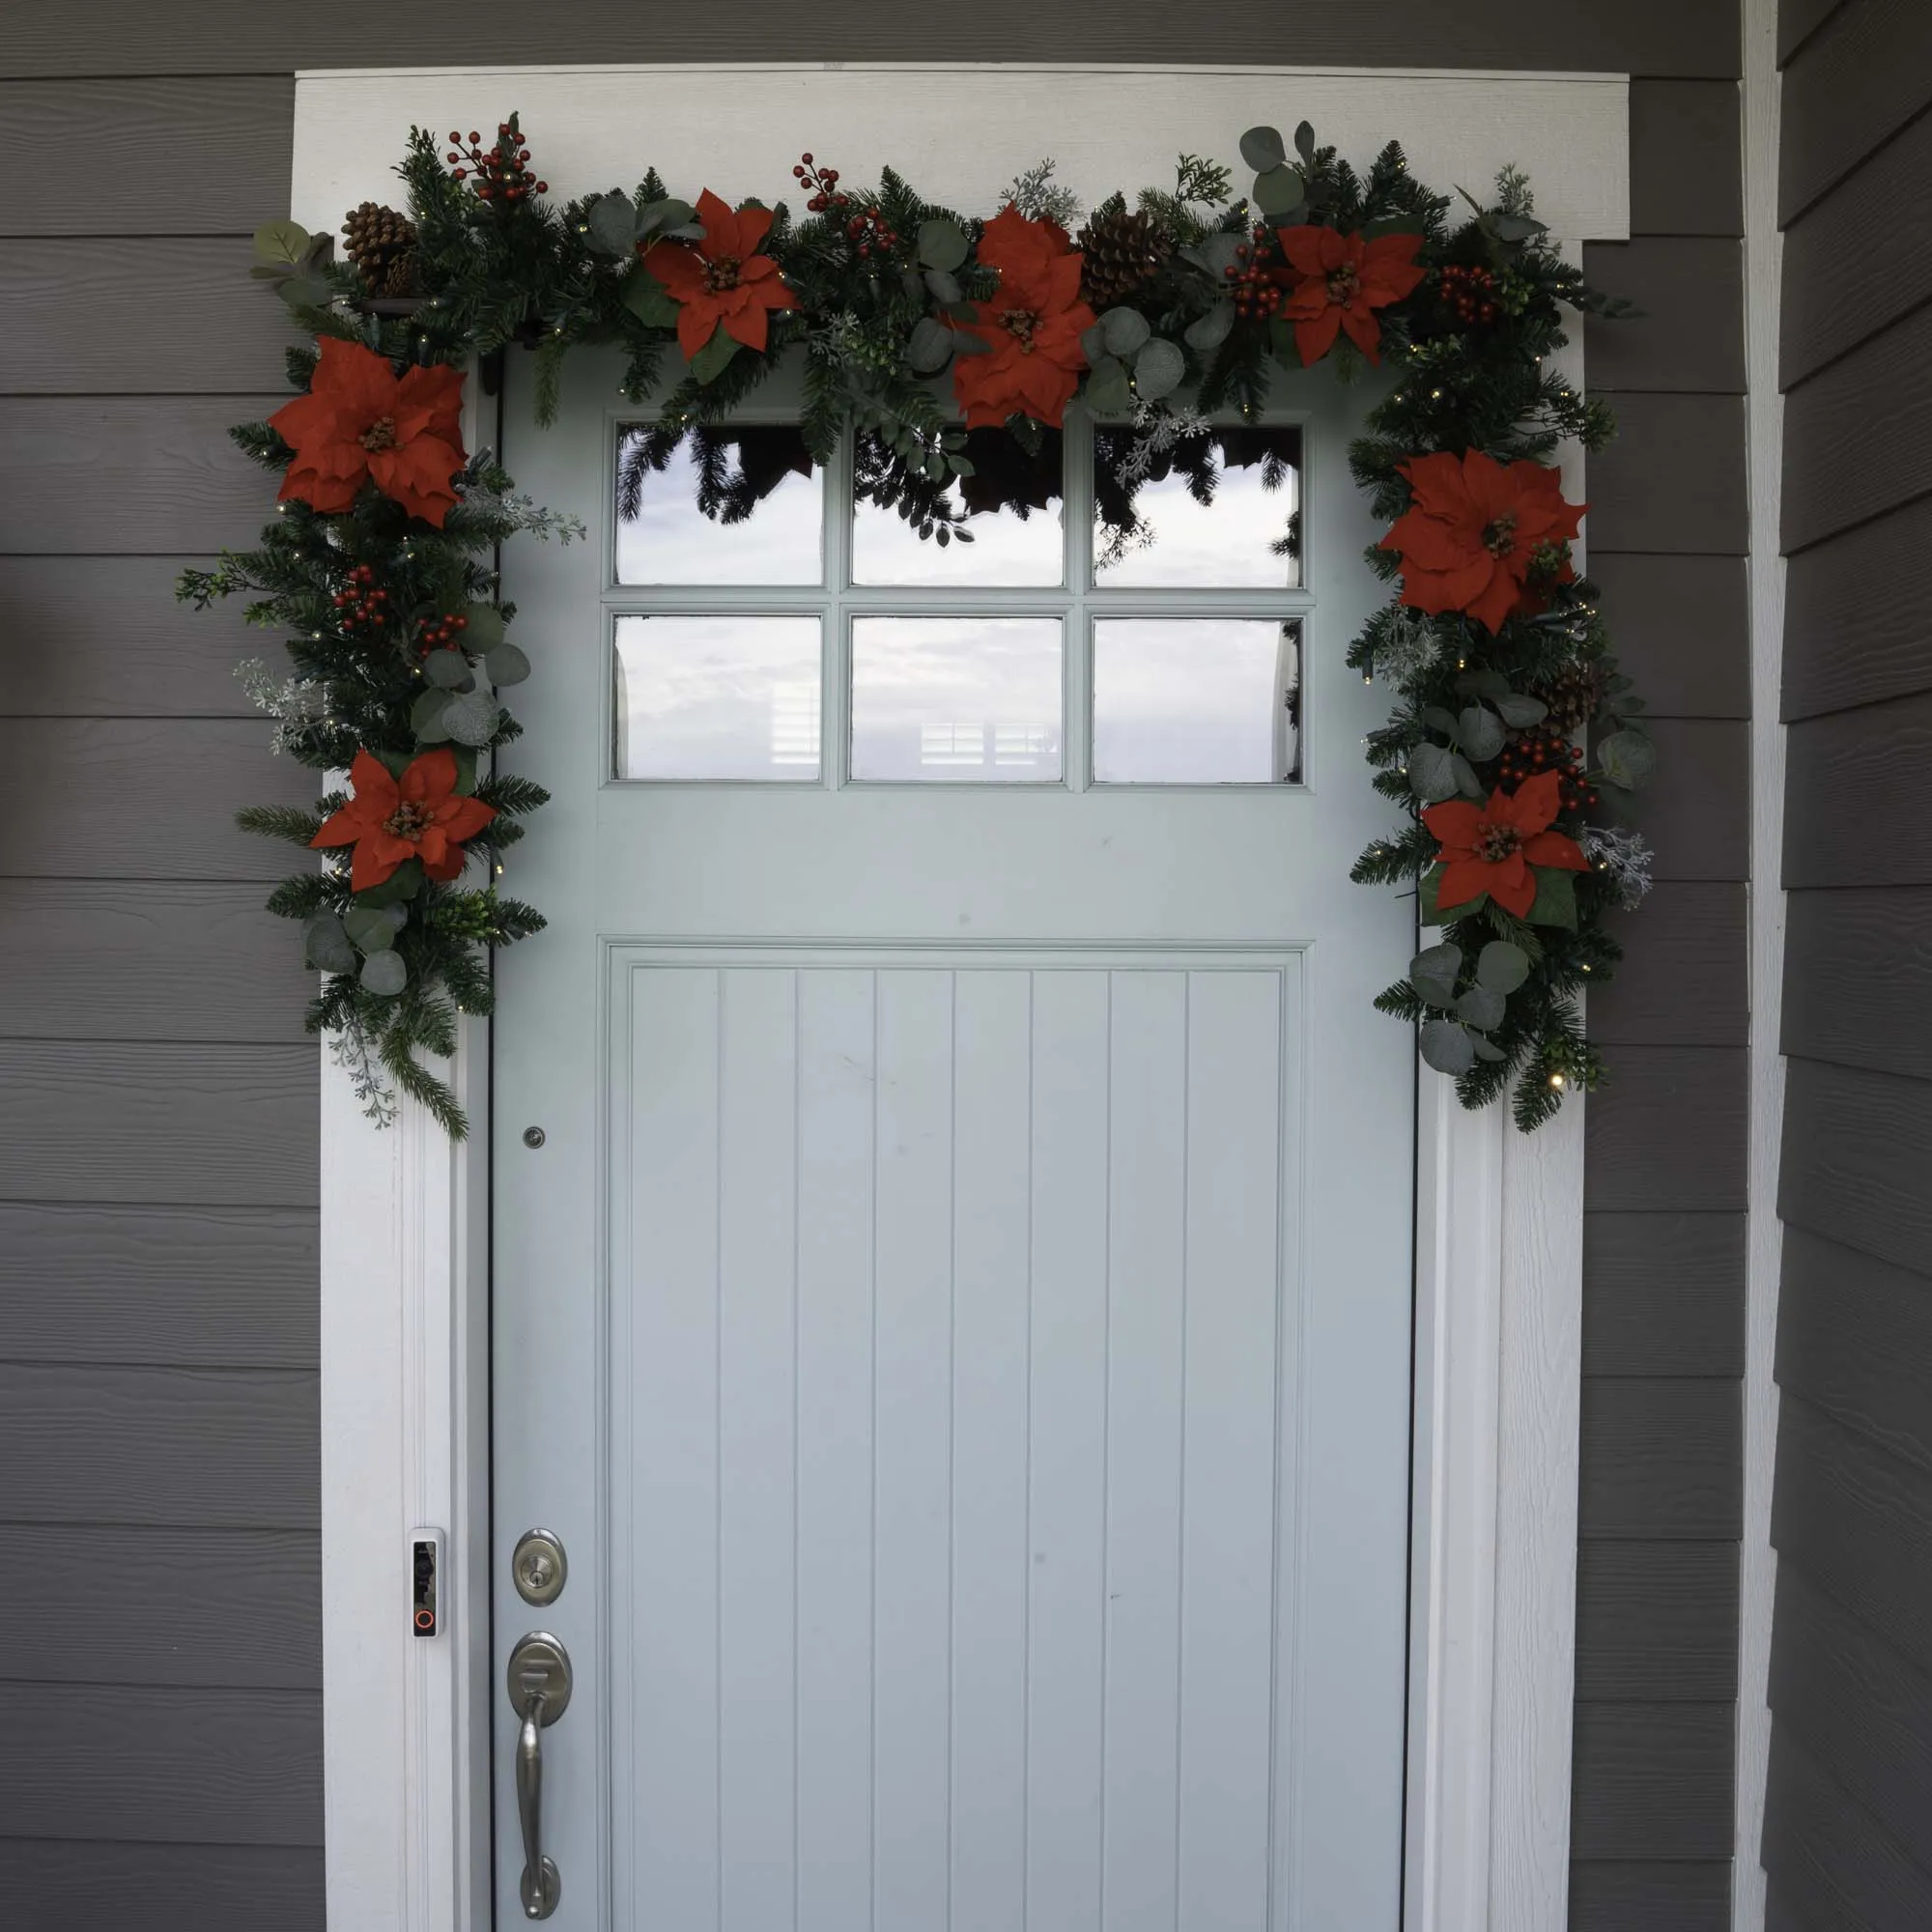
left=870, top=969, right=956, bottom=1930
left=627, top=967, right=724, bottom=1926
left=717, top=968, right=800, bottom=1931
left=1101, top=970, right=1191, bottom=1931
left=949, top=971, right=1034, bottom=1928
left=1025, top=969, right=1112, bottom=1926
left=794, top=969, right=878, bottom=1931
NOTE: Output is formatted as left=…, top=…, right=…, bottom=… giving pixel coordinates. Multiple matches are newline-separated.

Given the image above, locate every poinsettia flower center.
left=383, top=800, right=434, bottom=839
left=702, top=254, right=743, bottom=294
left=998, top=306, right=1041, bottom=352
left=1473, top=820, right=1525, bottom=865
left=1481, top=512, right=1519, bottom=557
left=358, top=415, right=400, bottom=454
left=1325, top=263, right=1361, bottom=303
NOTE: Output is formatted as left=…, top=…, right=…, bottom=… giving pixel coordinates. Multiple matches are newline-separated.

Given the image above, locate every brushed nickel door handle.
left=506, top=1632, right=572, bottom=1919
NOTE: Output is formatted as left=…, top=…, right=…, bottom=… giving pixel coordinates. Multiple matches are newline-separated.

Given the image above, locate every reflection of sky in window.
left=1093, top=620, right=1300, bottom=784
left=1096, top=432, right=1302, bottom=588
left=851, top=617, right=1063, bottom=782
left=615, top=432, right=823, bottom=585
left=614, top=615, right=821, bottom=780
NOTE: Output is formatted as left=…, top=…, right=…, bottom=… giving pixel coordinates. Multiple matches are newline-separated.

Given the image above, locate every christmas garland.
left=184, top=113, right=1653, bottom=1136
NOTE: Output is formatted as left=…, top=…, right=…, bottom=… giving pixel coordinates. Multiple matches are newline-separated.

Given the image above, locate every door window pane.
left=614, top=615, right=822, bottom=781
left=850, top=617, right=1063, bottom=782
left=851, top=427, right=1064, bottom=586
left=616, top=425, right=823, bottom=584
left=1093, top=424, right=1302, bottom=586
left=1092, top=619, right=1301, bottom=784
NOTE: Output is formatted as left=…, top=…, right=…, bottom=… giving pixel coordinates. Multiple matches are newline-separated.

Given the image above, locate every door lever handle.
left=506, top=1633, right=573, bottom=1919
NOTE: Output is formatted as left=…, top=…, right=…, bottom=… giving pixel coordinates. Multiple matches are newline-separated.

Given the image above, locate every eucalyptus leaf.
left=1253, top=167, right=1305, bottom=219
left=1491, top=212, right=1549, bottom=242
left=463, top=603, right=506, bottom=650
left=485, top=641, right=532, bottom=688
left=622, top=269, right=680, bottom=328
left=1409, top=942, right=1463, bottom=1009
left=1422, top=705, right=1461, bottom=737
left=1596, top=727, right=1657, bottom=789
left=1457, top=667, right=1513, bottom=701
left=1471, top=1035, right=1507, bottom=1063
left=1133, top=338, right=1185, bottom=400
left=440, top=691, right=500, bottom=748
left=1406, top=742, right=1460, bottom=803
left=1293, top=121, right=1317, bottom=163
left=916, top=217, right=969, bottom=272
left=1239, top=126, right=1288, bottom=173
left=1183, top=301, right=1236, bottom=353
left=1451, top=753, right=1485, bottom=800
left=410, top=689, right=452, bottom=743
left=687, top=324, right=741, bottom=385
left=1495, top=693, right=1548, bottom=727
left=344, top=903, right=406, bottom=953
left=1084, top=355, right=1133, bottom=416
left=1475, top=940, right=1531, bottom=995
left=923, top=269, right=962, bottom=305
left=584, top=192, right=642, bottom=257
left=277, top=277, right=335, bottom=312
left=1183, top=232, right=1244, bottom=282
left=907, top=316, right=956, bottom=374
left=1419, top=1018, right=1477, bottom=1077
left=1079, top=323, right=1109, bottom=364
left=253, top=219, right=311, bottom=268
left=355, top=857, right=423, bottom=907
left=360, top=950, right=408, bottom=998
left=423, top=651, right=473, bottom=690
left=1458, top=704, right=1506, bottom=761
left=1527, top=865, right=1579, bottom=930
left=1454, top=984, right=1507, bottom=1031
left=637, top=195, right=696, bottom=236
left=1099, top=306, right=1151, bottom=358
left=302, top=914, right=356, bottom=976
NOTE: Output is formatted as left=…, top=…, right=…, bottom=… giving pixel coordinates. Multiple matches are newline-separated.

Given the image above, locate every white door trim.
left=298, top=62, right=1624, bottom=1929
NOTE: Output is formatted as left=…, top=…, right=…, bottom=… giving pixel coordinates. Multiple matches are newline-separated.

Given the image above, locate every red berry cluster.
left=333, top=564, right=391, bottom=631
left=417, top=611, right=471, bottom=654
left=1496, top=725, right=1600, bottom=812
left=446, top=122, right=548, bottom=204
left=1224, top=226, right=1287, bottom=321
left=792, top=153, right=849, bottom=215
left=1439, top=263, right=1501, bottom=326
left=845, top=207, right=903, bottom=260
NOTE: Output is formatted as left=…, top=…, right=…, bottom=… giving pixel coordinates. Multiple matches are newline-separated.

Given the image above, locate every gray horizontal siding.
left=1778, top=0, right=1932, bottom=220
left=0, top=1842, right=324, bottom=1932
left=1781, top=497, right=1932, bottom=721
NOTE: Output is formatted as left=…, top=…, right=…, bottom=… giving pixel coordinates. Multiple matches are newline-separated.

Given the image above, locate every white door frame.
left=298, top=63, right=1625, bottom=1930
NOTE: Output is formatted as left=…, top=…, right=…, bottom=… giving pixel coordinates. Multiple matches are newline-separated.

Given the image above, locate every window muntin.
left=608, top=415, right=1311, bottom=787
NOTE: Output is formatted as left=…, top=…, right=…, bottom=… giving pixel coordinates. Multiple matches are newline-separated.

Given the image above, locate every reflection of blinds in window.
left=921, top=723, right=985, bottom=767
left=994, top=724, right=1054, bottom=766
left=770, top=681, right=820, bottom=767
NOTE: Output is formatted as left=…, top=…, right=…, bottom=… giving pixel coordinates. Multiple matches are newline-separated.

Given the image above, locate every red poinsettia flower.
left=1378, top=448, right=1585, bottom=635
left=642, top=188, right=799, bottom=362
left=951, top=206, right=1097, bottom=430
left=268, top=338, right=467, bottom=527
left=311, top=748, right=497, bottom=894
left=1276, top=226, right=1425, bottom=365
left=1422, top=770, right=1588, bottom=919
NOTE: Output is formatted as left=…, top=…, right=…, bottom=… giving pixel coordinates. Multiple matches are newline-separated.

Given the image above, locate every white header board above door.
left=293, top=64, right=1629, bottom=250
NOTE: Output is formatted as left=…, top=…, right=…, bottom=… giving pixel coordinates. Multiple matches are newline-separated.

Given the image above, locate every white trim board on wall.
left=298, top=63, right=1627, bottom=1931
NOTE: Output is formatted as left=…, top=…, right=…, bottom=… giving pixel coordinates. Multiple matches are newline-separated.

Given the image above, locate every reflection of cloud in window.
left=614, top=615, right=821, bottom=780
left=1094, top=619, right=1300, bottom=784
left=616, top=429, right=824, bottom=585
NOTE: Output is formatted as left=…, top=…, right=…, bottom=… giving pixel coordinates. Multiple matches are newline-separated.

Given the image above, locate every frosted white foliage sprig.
left=1112, top=396, right=1210, bottom=492
left=235, top=658, right=327, bottom=755
left=1580, top=825, right=1655, bottom=910
left=328, top=1016, right=399, bottom=1128
left=1002, top=158, right=1081, bottom=230
left=1370, top=608, right=1442, bottom=692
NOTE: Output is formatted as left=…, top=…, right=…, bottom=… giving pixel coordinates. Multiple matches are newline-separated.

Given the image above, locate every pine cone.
left=1526, top=660, right=1609, bottom=733
left=343, top=201, right=417, bottom=293
left=382, top=249, right=423, bottom=298
left=1075, top=205, right=1176, bottom=311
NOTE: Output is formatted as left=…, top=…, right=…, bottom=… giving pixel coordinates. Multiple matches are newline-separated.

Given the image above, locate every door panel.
left=493, top=344, right=1412, bottom=1930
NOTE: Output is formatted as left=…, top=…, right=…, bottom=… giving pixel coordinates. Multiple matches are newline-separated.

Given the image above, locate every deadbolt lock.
left=512, top=1527, right=568, bottom=1606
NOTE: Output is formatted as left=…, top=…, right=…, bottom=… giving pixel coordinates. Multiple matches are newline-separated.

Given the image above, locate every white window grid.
left=601, top=412, right=1316, bottom=791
